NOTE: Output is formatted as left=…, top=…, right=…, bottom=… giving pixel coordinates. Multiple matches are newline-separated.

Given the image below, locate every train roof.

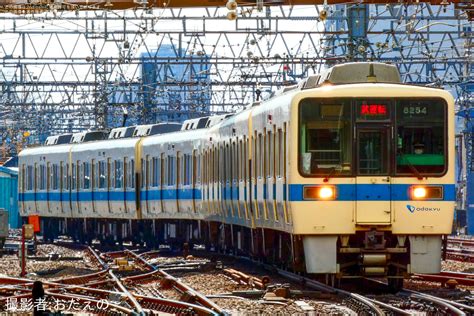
left=71, top=137, right=139, bottom=154
left=141, top=126, right=208, bottom=146
left=71, top=131, right=109, bottom=144
left=133, top=123, right=182, bottom=137
left=108, top=126, right=136, bottom=139
left=181, top=116, right=210, bottom=131
left=19, top=143, right=72, bottom=157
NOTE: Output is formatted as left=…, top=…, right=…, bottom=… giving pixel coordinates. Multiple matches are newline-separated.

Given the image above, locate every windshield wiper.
left=404, top=157, right=423, bottom=180
left=323, top=167, right=337, bottom=183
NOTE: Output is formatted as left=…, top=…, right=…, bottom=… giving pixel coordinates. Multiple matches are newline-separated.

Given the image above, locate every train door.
left=355, top=125, right=391, bottom=224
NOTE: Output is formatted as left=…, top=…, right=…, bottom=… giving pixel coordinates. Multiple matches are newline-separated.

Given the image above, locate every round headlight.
left=318, top=186, right=334, bottom=199
left=413, top=187, right=427, bottom=199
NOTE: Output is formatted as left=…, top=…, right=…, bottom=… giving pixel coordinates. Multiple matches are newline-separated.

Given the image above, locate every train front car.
left=290, top=63, right=454, bottom=288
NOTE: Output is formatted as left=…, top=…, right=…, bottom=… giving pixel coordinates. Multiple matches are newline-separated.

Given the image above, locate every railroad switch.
left=267, top=284, right=291, bottom=298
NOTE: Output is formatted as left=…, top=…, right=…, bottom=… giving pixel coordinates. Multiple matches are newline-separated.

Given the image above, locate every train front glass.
left=299, top=98, right=447, bottom=178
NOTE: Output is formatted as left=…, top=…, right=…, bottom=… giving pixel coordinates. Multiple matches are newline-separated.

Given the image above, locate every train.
left=18, top=62, right=455, bottom=288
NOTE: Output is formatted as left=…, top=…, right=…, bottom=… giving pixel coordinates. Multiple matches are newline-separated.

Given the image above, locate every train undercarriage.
left=33, top=216, right=444, bottom=290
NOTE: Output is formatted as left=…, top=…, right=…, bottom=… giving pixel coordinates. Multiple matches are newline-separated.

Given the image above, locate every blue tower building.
left=141, top=45, right=211, bottom=124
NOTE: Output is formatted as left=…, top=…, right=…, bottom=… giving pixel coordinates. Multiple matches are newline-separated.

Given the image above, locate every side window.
left=77, top=161, right=83, bottom=190
left=152, top=157, right=158, bottom=187
left=277, top=129, right=282, bottom=177
left=160, top=154, right=165, bottom=187
left=145, top=156, right=150, bottom=189
left=91, top=160, right=95, bottom=189
left=269, top=129, right=275, bottom=178
left=27, top=165, right=33, bottom=191
left=194, top=151, right=200, bottom=185
left=128, top=159, right=135, bottom=189
left=52, top=164, right=59, bottom=190
left=163, top=156, right=168, bottom=186
left=40, top=164, right=46, bottom=190
left=107, top=158, right=112, bottom=189
left=46, top=163, right=51, bottom=190
left=59, top=162, right=64, bottom=190
left=83, top=162, right=90, bottom=189
left=98, top=161, right=106, bottom=189
left=71, top=163, right=76, bottom=190
left=65, top=164, right=69, bottom=190
left=115, top=160, right=123, bottom=189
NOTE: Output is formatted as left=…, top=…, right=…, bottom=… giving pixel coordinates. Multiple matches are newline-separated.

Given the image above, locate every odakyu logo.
left=406, top=205, right=441, bottom=213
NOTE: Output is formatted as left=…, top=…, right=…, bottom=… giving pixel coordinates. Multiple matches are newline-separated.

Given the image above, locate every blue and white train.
left=19, top=63, right=455, bottom=287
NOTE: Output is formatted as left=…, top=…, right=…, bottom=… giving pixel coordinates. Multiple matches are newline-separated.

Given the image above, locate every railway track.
left=0, top=245, right=222, bottom=315
left=414, top=271, right=474, bottom=287
left=446, top=237, right=474, bottom=263
left=0, top=240, right=472, bottom=315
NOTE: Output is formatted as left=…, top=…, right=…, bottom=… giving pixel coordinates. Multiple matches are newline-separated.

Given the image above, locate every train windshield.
left=299, top=98, right=447, bottom=177
left=396, top=99, right=446, bottom=175
left=299, top=99, right=352, bottom=176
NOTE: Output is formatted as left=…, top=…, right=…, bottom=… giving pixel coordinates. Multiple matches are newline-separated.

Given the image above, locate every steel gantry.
left=0, top=3, right=471, bottom=157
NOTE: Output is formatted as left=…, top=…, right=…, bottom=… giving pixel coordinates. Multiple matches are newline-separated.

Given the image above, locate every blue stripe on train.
left=20, top=184, right=455, bottom=202
left=288, top=184, right=456, bottom=202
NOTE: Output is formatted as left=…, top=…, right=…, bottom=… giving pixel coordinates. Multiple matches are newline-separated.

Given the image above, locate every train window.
left=98, top=161, right=106, bottom=189
left=160, top=154, right=165, bottom=188
left=276, top=129, right=281, bottom=177
left=182, top=154, right=187, bottom=185
left=65, top=164, right=69, bottom=190
left=299, top=99, right=352, bottom=177
left=95, top=162, right=99, bottom=188
left=71, top=163, right=76, bottom=190
left=91, top=160, right=95, bottom=189
left=268, top=130, right=275, bottom=178
left=195, top=151, right=200, bottom=185
left=59, top=162, right=64, bottom=190
left=52, top=164, right=59, bottom=190
left=146, top=157, right=150, bottom=188
left=27, top=165, right=33, bottom=191
left=46, top=163, right=51, bottom=190
left=357, top=129, right=389, bottom=175
left=152, top=157, right=159, bottom=187
left=128, top=159, right=135, bottom=188
left=141, top=159, right=146, bottom=189
left=38, top=164, right=45, bottom=190
left=184, top=154, right=192, bottom=186
left=163, top=156, right=168, bottom=186
left=396, top=99, right=446, bottom=175
left=233, top=142, right=238, bottom=183
left=83, top=162, right=90, bottom=189
left=78, top=162, right=83, bottom=189
left=177, top=154, right=181, bottom=188
left=168, top=155, right=176, bottom=186
left=107, top=158, right=113, bottom=189
left=115, top=160, right=123, bottom=188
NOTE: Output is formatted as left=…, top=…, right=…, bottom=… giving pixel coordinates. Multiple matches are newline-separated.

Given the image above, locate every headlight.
left=410, top=186, right=443, bottom=200
left=413, top=187, right=427, bottom=199
left=304, top=186, right=336, bottom=200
